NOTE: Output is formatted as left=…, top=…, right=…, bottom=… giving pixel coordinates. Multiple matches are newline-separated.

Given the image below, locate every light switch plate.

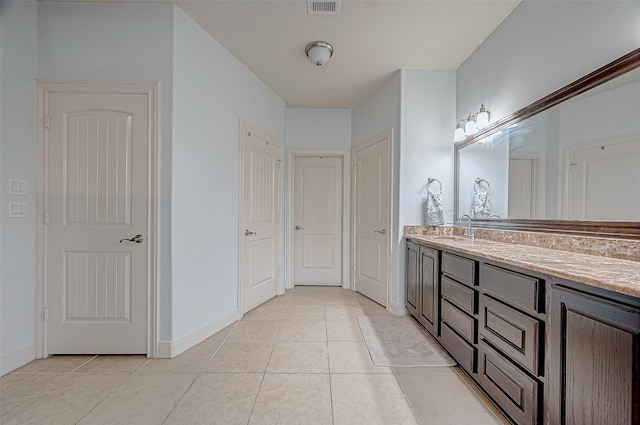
left=9, top=179, right=27, bottom=195
left=8, top=202, right=27, bottom=218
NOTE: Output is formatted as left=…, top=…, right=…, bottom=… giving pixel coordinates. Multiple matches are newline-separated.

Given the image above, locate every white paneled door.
left=240, top=127, right=282, bottom=313
left=353, top=133, right=391, bottom=307
left=45, top=92, right=149, bottom=354
left=293, top=156, right=343, bottom=285
left=566, top=139, right=640, bottom=220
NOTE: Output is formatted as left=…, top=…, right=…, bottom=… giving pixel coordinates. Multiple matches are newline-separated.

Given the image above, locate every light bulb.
left=476, top=104, right=490, bottom=129
left=464, top=114, right=477, bottom=135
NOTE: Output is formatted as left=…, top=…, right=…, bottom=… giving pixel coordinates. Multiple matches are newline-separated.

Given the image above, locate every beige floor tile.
left=356, top=293, right=380, bottom=306
left=324, top=291, right=360, bottom=305
left=1, top=373, right=128, bottom=425
left=326, top=321, right=364, bottom=341
left=278, top=320, right=327, bottom=341
left=394, top=371, right=508, bottom=425
left=243, top=304, right=287, bottom=320
left=75, top=355, right=149, bottom=373
left=331, top=374, right=417, bottom=425
left=202, top=341, right=275, bottom=373
left=77, top=373, right=195, bottom=425
left=361, top=304, right=394, bottom=316
left=328, top=341, right=392, bottom=373
left=325, top=305, right=364, bottom=321
left=285, top=304, right=325, bottom=321
left=226, top=320, right=282, bottom=342
left=0, top=374, right=58, bottom=415
left=266, top=341, right=329, bottom=373
left=289, top=293, right=327, bottom=305
left=249, top=374, right=332, bottom=425
left=262, top=292, right=292, bottom=306
left=163, top=374, right=263, bottom=425
left=207, top=322, right=238, bottom=339
left=138, top=338, right=223, bottom=373
left=13, top=355, right=96, bottom=374
left=391, top=365, right=462, bottom=375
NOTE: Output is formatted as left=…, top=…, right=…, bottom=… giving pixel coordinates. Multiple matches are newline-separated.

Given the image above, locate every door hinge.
left=44, top=211, right=50, bottom=225
left=277, top=159, right=282, bottom=169
left=44, top=115, right=50, bottom=129
left=43, top=307, right=49, bottom=321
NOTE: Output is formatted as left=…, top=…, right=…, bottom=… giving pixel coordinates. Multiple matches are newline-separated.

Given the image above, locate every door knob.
left=244, top=229, right=257, bottom=236
left=295, top=225, right=304, bottom=230
left=374, top=229, right=387, bottom=235
left=120, top=234, right=144, bottom=243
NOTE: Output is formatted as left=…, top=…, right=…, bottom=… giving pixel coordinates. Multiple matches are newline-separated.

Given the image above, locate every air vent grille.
left=308, top=0, right=340, bottom=15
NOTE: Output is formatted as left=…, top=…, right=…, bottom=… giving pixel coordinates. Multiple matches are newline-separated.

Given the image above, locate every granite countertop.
left=405, top=233, right=640, bottom=299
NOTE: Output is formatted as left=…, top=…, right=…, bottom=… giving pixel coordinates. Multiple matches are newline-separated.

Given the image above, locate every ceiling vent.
left=308, top=0, right=340, bottom=15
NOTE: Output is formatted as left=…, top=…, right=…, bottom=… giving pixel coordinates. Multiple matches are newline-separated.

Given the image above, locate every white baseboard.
left=1, top=345, right=36, bottom=376
left=388, top=301, right=408, bottom=316
left=155, top=309, right=240, bottom=358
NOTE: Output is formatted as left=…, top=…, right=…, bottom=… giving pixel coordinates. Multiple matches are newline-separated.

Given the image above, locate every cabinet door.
left=548, top=286, right=640, bottom=425
left=419, top=246, right=439, bottom=337
left=405, top=241, right=420, bottom=318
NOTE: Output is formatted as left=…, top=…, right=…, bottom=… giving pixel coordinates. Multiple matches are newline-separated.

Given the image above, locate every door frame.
left=562, top=135, right=639, bottom=219
left=237, top=120, right=285, bottom=314
left=35, top=81, right=159, bottom=358
left=351, top=129, right=393, bottom=307
left=286, top=150, right=351, bottom=289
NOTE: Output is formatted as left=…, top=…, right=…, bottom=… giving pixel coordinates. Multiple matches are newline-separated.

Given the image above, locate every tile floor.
left=0, top=286, right=510, bottom=425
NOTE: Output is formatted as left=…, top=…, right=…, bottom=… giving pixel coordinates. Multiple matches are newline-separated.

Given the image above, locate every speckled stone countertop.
left=404, top=227, right=640, bottom=299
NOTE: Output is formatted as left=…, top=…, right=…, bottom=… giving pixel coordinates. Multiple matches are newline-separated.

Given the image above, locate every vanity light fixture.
left=453, top=121, right=466, bottom=142
left=476, top=104, right=490, bottom=129
left=464, top=113, right=478, bottom=136
left=305, top=41, right=334, bottom=66
left=453, top=105, right=491, bottom=142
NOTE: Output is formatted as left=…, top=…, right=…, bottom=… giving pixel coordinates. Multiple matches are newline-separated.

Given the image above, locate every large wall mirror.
left=455, top=48, right=640, bottom=238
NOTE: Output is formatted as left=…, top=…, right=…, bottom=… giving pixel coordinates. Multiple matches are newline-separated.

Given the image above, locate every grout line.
left=159, top=373, right=199, bottom=425
left=71, top=355, right=99, bottom=373
left=199, top=319, right=242, bottom=370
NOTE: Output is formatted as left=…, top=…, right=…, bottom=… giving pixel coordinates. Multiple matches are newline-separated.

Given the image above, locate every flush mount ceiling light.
left=305, top=41, right=334, bottom=66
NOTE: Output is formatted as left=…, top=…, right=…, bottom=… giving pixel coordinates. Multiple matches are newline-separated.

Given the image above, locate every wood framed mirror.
left=454, top=48, right=640, bottom=238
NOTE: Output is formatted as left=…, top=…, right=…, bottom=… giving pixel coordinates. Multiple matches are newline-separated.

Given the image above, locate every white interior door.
left=353, top=133, right=391, bottom=307
left=240, top=128, right=282, bottom=313
left=566, top=139, right=640, bottom=220
left=293, top=156, right=343, bottom=286
left=45, top=92, right=149, bottom=354
left=508, top=158, right=537, bottom=219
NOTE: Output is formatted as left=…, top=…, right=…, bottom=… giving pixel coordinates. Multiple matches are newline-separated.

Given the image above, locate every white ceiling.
left=176, top=1, right=519, bottom=108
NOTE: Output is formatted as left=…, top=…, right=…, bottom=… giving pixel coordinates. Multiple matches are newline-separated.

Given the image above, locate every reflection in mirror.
left=457, top=64, right=640, bottom=222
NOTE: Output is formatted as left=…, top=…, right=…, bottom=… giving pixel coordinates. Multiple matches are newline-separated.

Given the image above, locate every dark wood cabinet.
left=405, top=238, right=640, bottom=425
left=405, top=242, right=439, bottom=337
left=418, top=246, right=439, bottom=336
left=405, top=241, right=420, bottom=318
left=548, top=285, right=640, bottom=425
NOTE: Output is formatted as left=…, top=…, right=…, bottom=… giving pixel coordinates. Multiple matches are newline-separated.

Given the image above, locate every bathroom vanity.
left=405, top=231, right=640, bottom=425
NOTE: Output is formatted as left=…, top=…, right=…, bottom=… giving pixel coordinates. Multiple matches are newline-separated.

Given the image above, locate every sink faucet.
left=460, top=215, right=475, bottom=240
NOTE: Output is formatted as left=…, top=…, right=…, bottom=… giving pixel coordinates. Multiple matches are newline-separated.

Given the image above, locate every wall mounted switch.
left=9, top=179, right=27, bottom=195
left=8, top=202, right=27, bottom=218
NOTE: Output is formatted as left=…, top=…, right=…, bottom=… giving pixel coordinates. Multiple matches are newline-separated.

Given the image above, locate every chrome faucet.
left=460, top=215, right=475, bottom=240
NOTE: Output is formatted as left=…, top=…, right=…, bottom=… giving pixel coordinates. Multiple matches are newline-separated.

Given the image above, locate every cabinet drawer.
left=442, top=299, right=476, bottom=344
left=441, top=323, right=476, bottom=374
left=442, top=252, right=476, bottom=287
left=479, top=295, right=542, bottom=376
left=442, top=276, right=475, bottom=314
left=480, top=263, right=542, bottom=313
left=478, top=341, right=540, bottom=425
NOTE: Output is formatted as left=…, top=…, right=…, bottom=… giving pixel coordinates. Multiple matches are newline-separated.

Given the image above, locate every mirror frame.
left=454, top=48, right=640, bottom=239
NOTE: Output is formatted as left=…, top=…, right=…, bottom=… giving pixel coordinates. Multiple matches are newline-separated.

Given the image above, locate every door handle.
left=374, top=229, right=386, bottom=235
left=295, top=225, right=304, bottom=230
left=244, top=229, right=257, bottom=236
left=120, top=234, right=144, bottom=243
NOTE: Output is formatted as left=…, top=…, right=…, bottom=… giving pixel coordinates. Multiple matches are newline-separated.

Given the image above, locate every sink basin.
left=433, top=236, right=465, bottom=241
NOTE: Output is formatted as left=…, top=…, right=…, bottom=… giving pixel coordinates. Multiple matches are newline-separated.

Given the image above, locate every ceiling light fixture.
left=305, top=41, right=334, bottom=66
